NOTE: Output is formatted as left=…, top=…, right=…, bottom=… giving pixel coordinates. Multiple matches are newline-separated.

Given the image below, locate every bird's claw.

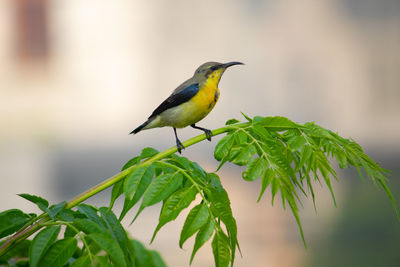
left=176, top=140, right=185, bottom=154
left=204, top=129, right=212, bottom=141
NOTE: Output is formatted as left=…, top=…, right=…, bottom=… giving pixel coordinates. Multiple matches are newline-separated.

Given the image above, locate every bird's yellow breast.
left=192, top=71, right=221, bottom=111
left=189, top=69, right=222, bottom=118
left=158, top=69, right=222, bottom=128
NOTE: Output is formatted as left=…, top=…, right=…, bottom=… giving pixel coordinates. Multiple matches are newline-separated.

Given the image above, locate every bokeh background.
left=1, top=0, right=400, bottom=266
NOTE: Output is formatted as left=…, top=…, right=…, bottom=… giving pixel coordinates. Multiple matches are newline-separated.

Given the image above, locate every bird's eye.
left=210, top=66, right=217, bottom=71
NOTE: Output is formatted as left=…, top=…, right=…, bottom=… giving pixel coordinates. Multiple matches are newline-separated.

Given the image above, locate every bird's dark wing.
left=149, top=83, right=199, bottom=118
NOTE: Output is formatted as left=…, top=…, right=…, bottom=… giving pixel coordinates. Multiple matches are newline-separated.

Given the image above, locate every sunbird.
left=131, top=61, right=243, bottom=153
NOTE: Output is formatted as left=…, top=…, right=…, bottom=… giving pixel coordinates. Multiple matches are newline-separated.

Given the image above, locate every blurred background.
left=1, top=0, right=400, bottom=266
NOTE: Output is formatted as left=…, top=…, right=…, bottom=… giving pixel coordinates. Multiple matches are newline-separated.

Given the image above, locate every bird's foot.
left=176, top=139, right=185, bottom=154
left=204, top=129, right=212, bottom=141
left=190, top=124, right=212, bottom=141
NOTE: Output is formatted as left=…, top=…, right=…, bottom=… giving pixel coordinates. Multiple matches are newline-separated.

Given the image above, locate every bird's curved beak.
left=222, top=61, right=244, bottom=69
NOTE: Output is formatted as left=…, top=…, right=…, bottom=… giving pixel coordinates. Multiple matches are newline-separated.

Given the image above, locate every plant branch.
left=66, top=122, right=249, bottom=209
left=0, top=122, right=250, bottom=256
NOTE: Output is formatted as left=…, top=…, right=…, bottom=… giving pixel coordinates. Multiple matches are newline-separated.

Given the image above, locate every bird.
left=130, top=61, right=243, bottom=153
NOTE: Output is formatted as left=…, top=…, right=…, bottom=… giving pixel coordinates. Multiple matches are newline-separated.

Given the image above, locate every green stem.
left=0, top=216, right=50, bottom=256
left=63, top=222, right=94, bottom=263
left=66, top=122, right=248, bottom=209
left=0, top=122, right=250, bottom=256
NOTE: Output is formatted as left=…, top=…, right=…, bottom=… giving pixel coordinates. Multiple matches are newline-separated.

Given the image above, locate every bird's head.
left=193, top=61, right=244, bottom=84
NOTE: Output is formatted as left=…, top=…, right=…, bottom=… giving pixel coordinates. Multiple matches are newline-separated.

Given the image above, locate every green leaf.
left=234, top=131, right=247, bottom=144
left=131, top=239, right=152, bottom=266
left=240, top=112, right=252, bottom=122
left=304, top=122, right=334, bottom=139
left=334, top=148, right=348, bottom=169
left=252, top=115, right=264, bottom=123
left=63, top=225, right=76, bottom=238
left=305, top=172, right=316, bottom=210
left=231, top=145, right=257, bottom=166
left=281, top=188, right=307, bottom=247
left=18, top=194, right=49, bottom=212
left=255, top=116, right=299, bottom=129
left=190, top=218, right=215, bottom=264
left=179, top=203, right=210, bottom=248
left=242, top=157, right=267, bottom=181
left=287, top=135, right=307, bottom=151
left=376, top=177, right=400, bottom=222
left=73, top=219, right=107, bottom=235
left=124, top=165, right=155, bottom=198
left=266, top=141, right=300, bottom=190
left=99, top=208, right=127, bottom=246
left=120, top=166, right=156, bottom=220
left=70, top=255, right=90, bottom=267
left=29, top=226, right=61, bottom=267
left=57, top=209, right=76, bottom=222
left=140, top=147, right=159, bottom=159
left=99, top=207, right=134, bottom=266
left=225, top=119, right=239, bottom=125
left=76, top=204, right=106, bottom=230
left=38, top=237, right=77, bottom=267
left=211, top=231, right=231, bottom=267
left=189, top=161, right=208, bottom=180
left=141, top=172, right=183, bottom=207
left=214, top=134, right=234, bottom=161
left=271, top=176, right=280, bottom=205
left=110, top=180, right=124, bottom=209
left=295, top=144, right=313, bottom=173
left=0, top=239, right=31, bottom=262
left=149, top=250, right=167, bottom=267
left=48, top=202, right=67, bottom=220
left=250, top=125, right=272, bottom=141
left=227, top=146, right=241, bottom=162
left=257, top=168, right=274, bottom=202
left=151, top=185, right=198, bottom=242
left=95, top=256, right=113, bottom=267
left=88, top=233, right=126, bottom=267
left=206, top=174, right=239, bottom=263
left=0, top=209, right=31, bottom=238
left=119, top=198, right=136, bottom=221
left=129, top=239, right=167, bottom=267
left=133, top=172, right=183, bottom=223
left=167, top=155, right=192, bottom=169
left=121, top=156, right=141, bottom=171
left=168, top=155, right=207, bottom=181
left=314, top=152, right=337, bottom=206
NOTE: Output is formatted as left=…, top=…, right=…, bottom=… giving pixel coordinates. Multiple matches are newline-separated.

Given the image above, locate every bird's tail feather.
left=130, top=120, right=150, bottom=134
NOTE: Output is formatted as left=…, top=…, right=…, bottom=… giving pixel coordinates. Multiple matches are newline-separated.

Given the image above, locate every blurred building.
left=1, top=0, right=399, bottom=266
